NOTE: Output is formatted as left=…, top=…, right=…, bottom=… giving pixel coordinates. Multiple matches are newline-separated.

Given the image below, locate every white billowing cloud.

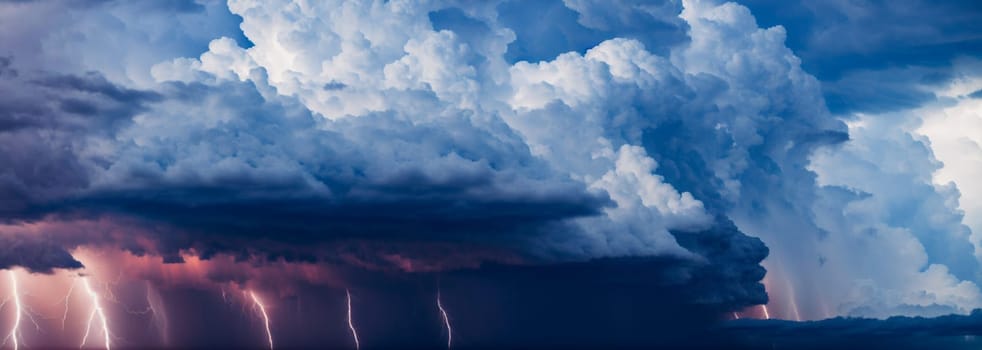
left=591, top=144, right=711, bottom=231
left=383, top=30, right=481, bottom=109
left=152, top=37, right=259, bottom=84
left=147, top=1, right=719, bottom=261
left=502, top=37, right=713, bottom=258
left=675, top=0, right=837, bottom=205
left=675, top=0, right=982, bottom=319
left=208, top=0, right=496, bottom=117
left=791, top=59, right=982, bottom=319
left=673, top=0, right=848, bottom=320
left=509, top=38, right=677, bottom=111
left=508, top=51, right=610, bottom=111
left=917, top=65, right=982, bottom=261
left=810, top=114, right=982, bottom=318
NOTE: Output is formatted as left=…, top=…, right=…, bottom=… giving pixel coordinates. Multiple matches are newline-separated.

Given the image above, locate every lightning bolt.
left=783, top=277, right=803, bottom=321
left=3, top=270, right=22, bottom=350
left=789, top=300, right=802, bottom=321
left=2, top=271, right=43, bottom=350
left=346, top=289, right=360, bottom=350
left=249, top=291, right=273, bottom=350
left=760, top=304, right=771, bottom=320
left=437, top=290, right=452, bottom=349
left=732, top=312, right=740, bottom=320
left=145, top=282, right=169, bottom=345
left=60, top=278, right=77, bottom=331
left=80, top=277, right=111, bottom=350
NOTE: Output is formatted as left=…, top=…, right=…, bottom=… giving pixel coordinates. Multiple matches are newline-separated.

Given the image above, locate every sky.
left=0, top=0, right=981, bottom=348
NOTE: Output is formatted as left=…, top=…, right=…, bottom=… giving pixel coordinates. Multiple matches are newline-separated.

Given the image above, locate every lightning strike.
left=761, top=304, right=771, bottom=320
left=4, top=271, right=22, bottom=350
left=60, top=278, right=77, bottom=331
left=249, top=291, right=274, bottom=350
left=732, top=312, right=740, bottom=320
left=80, top=277, right=111, bottom=350
left=81, top=308, right=94, bottom=348
left=145, top=282, right=169, bottom=345
left=783, top=277, right=803, bottom=321
left=789, top=299, right=802, bottom=321
left=346, top=289, right=360, bottom=350
left=437, top=290, right=452, bottom=349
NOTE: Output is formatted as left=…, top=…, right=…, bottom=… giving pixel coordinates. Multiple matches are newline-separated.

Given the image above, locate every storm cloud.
left=0, top=0, right=981, bottom=339
left=0, top=234, right=82, bottom=273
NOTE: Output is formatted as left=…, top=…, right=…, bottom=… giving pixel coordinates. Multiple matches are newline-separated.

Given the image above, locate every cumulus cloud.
left=0, top=0, right=770, bottom=315
left=135, top=1, right=735, bottom=264
left=802, top=113, right=982, bottom=318
left=917, top=62, right=982, bottom=261
left=672, top=0, right=981, bottom=319
left=2, top=0, right=980, bottom=323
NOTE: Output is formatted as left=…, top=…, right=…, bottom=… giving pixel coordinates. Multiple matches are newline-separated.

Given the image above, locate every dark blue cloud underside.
left=495, top=0, right=609, bottom=63
left=741, top=0, right=982, bottom=114
left=493, top=0, right=687, bottom=63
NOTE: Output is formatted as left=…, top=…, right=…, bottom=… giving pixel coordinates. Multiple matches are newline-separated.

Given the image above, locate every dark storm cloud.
left=3, top=2, right=790, bottom=320
left=124, top=0, right=204, bottom=13
left=432, top=256, right=760, bottom=348
left=292, top=249, right=764, bottom=348
left=0, top=235, right=82, bottom=273
left=325, top=216, right=768, bottom=311
left=34, top=73, right=164, bottom=104
left=741, top=0, right=982, bottom=79
left=0, top=63, right=162, bottom=219
left=109, top=81, right=602, bottom=223
left=670, top=217, right=769, bottom=307
left=4, top=0, right=778, bottom=320
left=0, top=68, right=767, bottom=318
left=0, top=56, right=16, bottom=78
left=490, top=0, right=688, bottom=63
left=739, top=0, right=982, bottom=115
left=1, top=76, right=611, bottom=267
left=822, top=68, right=943, bottom=114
